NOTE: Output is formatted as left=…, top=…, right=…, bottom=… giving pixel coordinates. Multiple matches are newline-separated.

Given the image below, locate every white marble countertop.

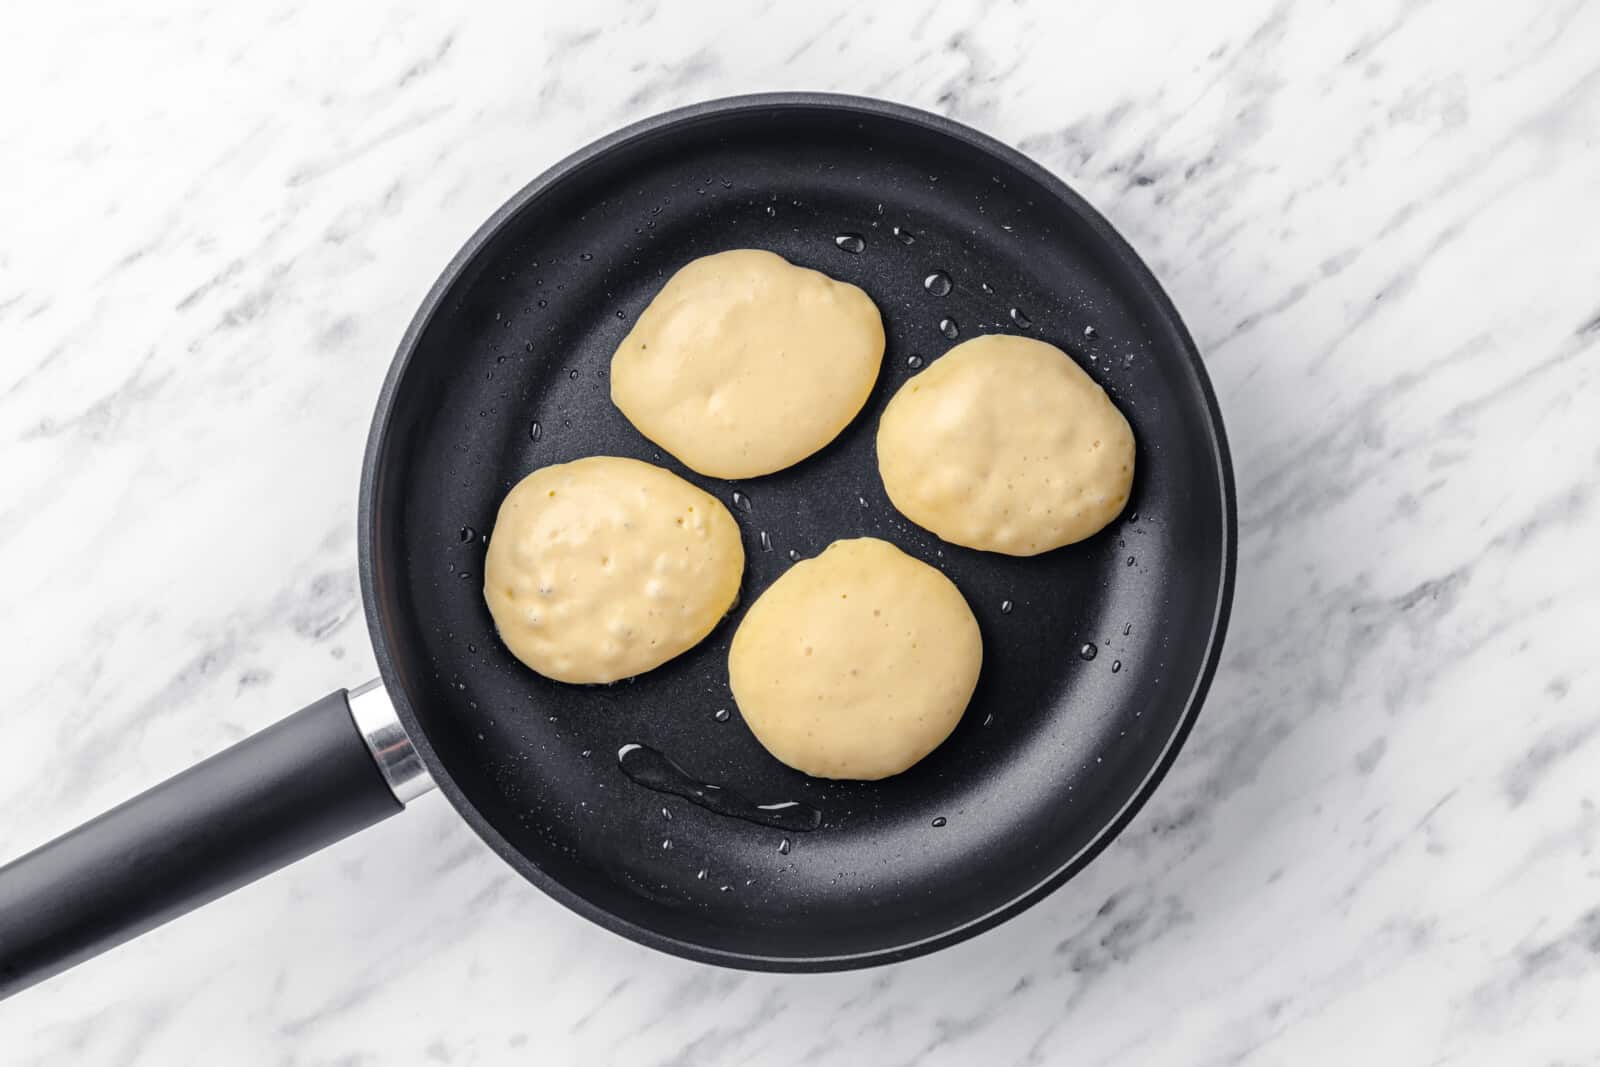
left=4, top=1, right=1598, bottom=1063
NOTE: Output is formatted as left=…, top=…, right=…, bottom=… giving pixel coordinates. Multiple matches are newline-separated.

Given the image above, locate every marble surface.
left=4, top=1, right=1599, bottom=1062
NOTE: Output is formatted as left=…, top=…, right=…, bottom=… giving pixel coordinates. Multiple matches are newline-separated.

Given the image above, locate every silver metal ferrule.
left=346, top=679, right=436, bottom=804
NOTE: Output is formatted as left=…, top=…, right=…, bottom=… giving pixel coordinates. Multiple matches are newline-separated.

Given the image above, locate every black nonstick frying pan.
left=0, top=93, right=1235, bottom=995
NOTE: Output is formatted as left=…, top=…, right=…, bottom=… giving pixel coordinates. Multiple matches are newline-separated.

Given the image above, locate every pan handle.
left=0, top=680, right=433, bottom=999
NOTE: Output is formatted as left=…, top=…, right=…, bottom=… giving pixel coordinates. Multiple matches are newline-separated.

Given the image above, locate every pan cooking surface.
left=361, top=97, right=1233, bottom=968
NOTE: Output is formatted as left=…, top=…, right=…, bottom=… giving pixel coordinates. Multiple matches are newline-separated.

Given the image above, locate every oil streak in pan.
left=617, top=744, right=823, bottom=832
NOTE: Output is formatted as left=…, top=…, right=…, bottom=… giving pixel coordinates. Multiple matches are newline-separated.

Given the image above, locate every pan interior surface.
left=363, top=98, right=1232, bottom=968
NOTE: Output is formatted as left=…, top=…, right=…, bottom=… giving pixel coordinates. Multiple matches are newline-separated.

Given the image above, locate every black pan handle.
left=0, top=682, right=429, bottom=998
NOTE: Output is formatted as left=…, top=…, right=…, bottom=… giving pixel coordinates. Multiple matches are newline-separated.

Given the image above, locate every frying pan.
left=0, top=93, right=1235, bottom=995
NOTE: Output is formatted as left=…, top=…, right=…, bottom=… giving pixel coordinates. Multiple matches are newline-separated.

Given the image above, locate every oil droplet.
left=1009, top=307, right=1032, bottom=329
left=931, top=816, right=947, bottom=828
left=939, top=318, right=959, bottom=340
left=1079, top=642, right=1098, bottom=661
left=528, top=421, right=541, bottom=442
left=1000, top=599, right=1014, bottom=614
left=834, top=233, right=865, bottom=254
left=787, top=548, right=801, bottom=562
left=617, top=744, right=822, bottom=832
left=777, top=838, right=792, bottom=855
left=731, top=490, right=752, bottom=512
left=714, top=708, right=731, bottom=723
left=924, top=271, right=953, bottom=296
left=458, top=526, right=476, bottom=543
left=1112, top=660, right=1123, bottom=673
left=759, top=530, right=772, bottom=552
left=907, top=354, right=924, bottom=369
left=1083, top=325, right=1099, bottom=340
left=892, top=225, right=915, bottom=245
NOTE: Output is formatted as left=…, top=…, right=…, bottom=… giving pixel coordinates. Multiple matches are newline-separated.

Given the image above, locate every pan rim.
left=358, top=91, right=1238, bottom=971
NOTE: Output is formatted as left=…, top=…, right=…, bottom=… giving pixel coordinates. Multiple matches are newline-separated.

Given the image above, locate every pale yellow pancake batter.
left=728, top=538, right=981, bottom=780
left=484, top=457, right=744, bottom=684
left=876, top=335, right=1135, bottom=555
left=610, top=249, right=885, bottom=479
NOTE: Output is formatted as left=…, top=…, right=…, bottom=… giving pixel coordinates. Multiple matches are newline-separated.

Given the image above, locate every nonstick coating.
left=359, top=94, right=1235, bottom=970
